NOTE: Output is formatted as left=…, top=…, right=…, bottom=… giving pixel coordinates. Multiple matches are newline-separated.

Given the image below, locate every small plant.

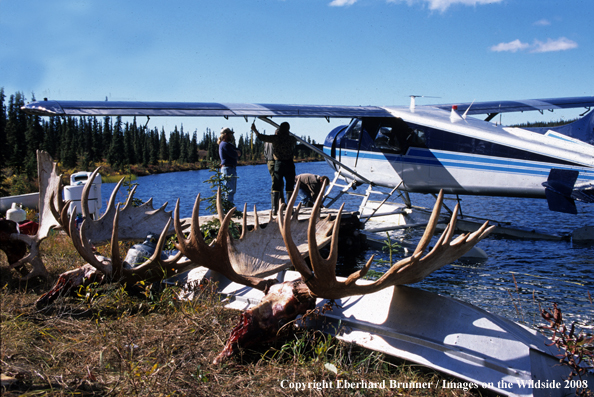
left=380, top=231, right=400, bottom=265
left=197, top=162, right=242, bottom=243
left=121, top=168, right=143, bottom=207
left=540, top=302, right=593, bottom=396
left=369, top=232, right=402, bottom=277
left=202, top=162, right=235, bottom=215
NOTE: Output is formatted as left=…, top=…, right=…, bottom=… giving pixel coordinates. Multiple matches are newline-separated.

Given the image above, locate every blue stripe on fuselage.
left=323, top=147, right=594, bottom=180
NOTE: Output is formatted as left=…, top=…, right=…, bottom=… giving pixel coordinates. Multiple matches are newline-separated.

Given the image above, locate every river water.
left=99, top=161, right=593, bottom=331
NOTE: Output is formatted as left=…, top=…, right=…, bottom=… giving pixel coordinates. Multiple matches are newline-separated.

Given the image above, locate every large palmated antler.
left=175, top=180, right=495, bottom=364
left=36, top=168, right=191, bottom=307
left=280, top=181, right=496, bottom=300
left=50, top=167, right=175, bottom=244
left=173, top=188, right=336, bottom=285
left=36, top=209, right=189, bottom=308
left=173, top=193, right=277, bottom=292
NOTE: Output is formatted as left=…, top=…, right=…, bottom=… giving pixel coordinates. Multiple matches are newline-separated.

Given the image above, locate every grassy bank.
left=0, top=234, right=478, bottom=397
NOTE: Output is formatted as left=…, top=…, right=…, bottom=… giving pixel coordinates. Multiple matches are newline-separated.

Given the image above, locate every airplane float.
left=22, top=96, right=594, bottom=216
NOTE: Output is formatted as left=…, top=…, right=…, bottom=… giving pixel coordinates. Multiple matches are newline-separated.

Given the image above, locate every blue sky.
left=1, top=0, right=592, bottom=143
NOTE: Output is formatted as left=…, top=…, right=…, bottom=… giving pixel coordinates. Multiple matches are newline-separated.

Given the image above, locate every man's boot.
left=271, top=191, right=281, bottom=215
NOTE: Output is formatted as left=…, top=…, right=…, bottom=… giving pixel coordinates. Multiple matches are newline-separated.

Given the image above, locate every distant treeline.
left=0, top=90, right=322, bottom=195
left=510, top=118, right=577, bottom=129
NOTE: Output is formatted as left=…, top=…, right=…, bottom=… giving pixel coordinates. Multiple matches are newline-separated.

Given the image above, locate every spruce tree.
left=108, top=116, right=125, bottom=170
left=0, top=88, right=7, bottom=195
left=169, top=126, right=181, bottom=162
left=150, top=127, right=159, bottom=165
left=159, top=128, right=168, bottom=161
left=5, top=93, right=27, bottom=172
left=60, top=119, right=78, bottom=169
left=102, top=116, right=112, bottom=161
left=188, top=131, right=198, bottom=163
left=0, top=88, right=6, bottom=169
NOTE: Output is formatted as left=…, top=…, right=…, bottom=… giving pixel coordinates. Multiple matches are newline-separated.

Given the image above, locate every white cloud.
left=490, top=37, right=578, bottom=53
left=533, top=19, right=551, bottom=26
left=329, top=0, right=358, bottom=6
left=490, top=39, right=530, bottom=53
left=531, top=37, right=578, bottom=53
left=387, top=0, right=503, bottom=12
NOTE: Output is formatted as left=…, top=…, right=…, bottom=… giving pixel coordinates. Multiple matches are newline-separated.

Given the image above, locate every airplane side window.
left=406, top=129, right=427, bottom=148
left=374, top=126, right=402, bottom=153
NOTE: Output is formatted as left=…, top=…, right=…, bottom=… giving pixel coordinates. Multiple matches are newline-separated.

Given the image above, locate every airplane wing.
left=24, top=96, right=594, bottom=119
left=22, top=100, right=393, bottom=118
left=430, top=96, right=594, bottom=115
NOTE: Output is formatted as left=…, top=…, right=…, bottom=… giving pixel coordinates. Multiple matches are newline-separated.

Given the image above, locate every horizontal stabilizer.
left=542, top=169, right=579, bottom=214
left=544, top=189, right=577, bottom=214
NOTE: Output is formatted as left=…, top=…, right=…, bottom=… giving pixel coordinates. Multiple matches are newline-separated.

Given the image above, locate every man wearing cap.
left=217, top=127, right=241, bottom=204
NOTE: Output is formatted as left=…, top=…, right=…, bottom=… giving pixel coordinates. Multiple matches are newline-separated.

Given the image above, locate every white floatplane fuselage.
left=322, top=105, right=594, bottom=204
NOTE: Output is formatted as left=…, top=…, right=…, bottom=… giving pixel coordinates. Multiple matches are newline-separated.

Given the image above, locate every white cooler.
left=63, top=172, right=103, bottom=220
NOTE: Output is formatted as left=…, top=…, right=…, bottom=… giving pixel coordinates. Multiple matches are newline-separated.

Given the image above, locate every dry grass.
left=1, top=234, right=481, bottom=397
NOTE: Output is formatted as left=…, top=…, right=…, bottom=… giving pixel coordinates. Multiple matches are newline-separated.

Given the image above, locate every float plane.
left=22, top=96, right=594, bottom=215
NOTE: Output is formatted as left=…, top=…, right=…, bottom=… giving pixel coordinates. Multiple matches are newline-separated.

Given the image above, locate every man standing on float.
left=251, top=122, right=296, bottom=215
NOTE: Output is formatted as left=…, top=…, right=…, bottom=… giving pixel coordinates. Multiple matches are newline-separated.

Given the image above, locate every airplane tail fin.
left=542, top=169, right=579, bottom=214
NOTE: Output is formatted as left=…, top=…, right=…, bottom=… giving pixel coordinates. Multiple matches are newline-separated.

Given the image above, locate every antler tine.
left=120, top=183, right=139, bottom=212
left=216, top=187, right=225, bottom=224
left=239, top=203, right=248, bottom=240
left=252, top=204, right=259, bottom=231
left=279, top=186, right=312, bottom=279
left=70, top=211, right=112, bottom=275
left=173, top=195, right=204, bottom=250
left=125, top=217, right=185, bottom=281
left=52, top=196, right=73, bottom=237
left=413, top=190, right=445, bottom=256
left=96, top=176, right=126, bottom=224
left=109, top=203, right=125, bottom=278
left=81, top=167, right=101, bottom=220
left=306, top=178, right=343, bottom=283
left=49, top=177, right=66, bottom=227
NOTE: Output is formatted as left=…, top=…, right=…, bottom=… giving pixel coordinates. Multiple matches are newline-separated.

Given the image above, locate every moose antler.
left=5, top=151, right=61, bottom=280
left=36, top=169, right=190, bottom=307
left=281, top=183, right=495, bottom=299
left=172, top=188, right=335, bottom=288
left=210, top=181, right=495, bottom=364
left=69, top=206, right=188, bottom=283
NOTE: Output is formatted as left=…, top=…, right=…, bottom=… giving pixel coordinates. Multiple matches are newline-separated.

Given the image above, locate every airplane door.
left=367, top=120, right=405, bottom=188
